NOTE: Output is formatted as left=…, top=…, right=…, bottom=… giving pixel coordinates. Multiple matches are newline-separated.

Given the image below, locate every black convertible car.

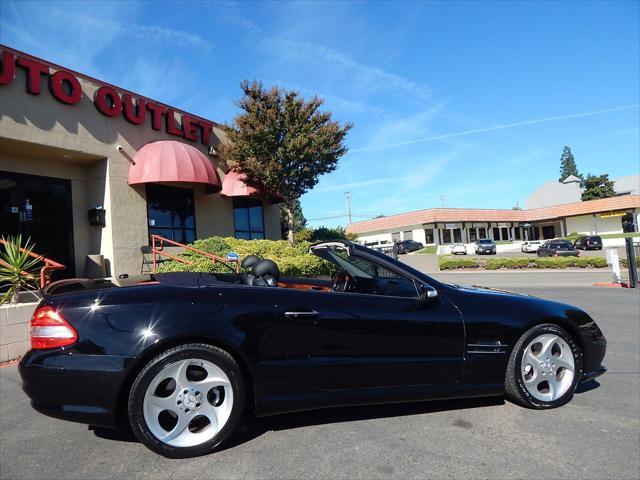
left=20, top=240, right=606, bottom=458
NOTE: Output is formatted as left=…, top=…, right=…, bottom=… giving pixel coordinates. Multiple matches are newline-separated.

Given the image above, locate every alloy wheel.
left=142, top=358, right=234, bottom=447
left=520, top=333, right=575, bottom=402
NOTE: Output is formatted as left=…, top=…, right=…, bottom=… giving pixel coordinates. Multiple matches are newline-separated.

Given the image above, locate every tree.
left=558, top=146, right=581, bottom=182
left=279, top=199, right=306, bottom=239
left=222, top=80, right=352, bottom=244
left=581, top=174, right=616, bottom=201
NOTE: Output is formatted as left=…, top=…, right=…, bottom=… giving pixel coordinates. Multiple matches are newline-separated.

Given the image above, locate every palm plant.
left=0, top=235, right=42, bottom=305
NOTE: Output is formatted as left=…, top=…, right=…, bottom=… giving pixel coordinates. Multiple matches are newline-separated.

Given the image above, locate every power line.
left=307, top=213, right=373, bottom=221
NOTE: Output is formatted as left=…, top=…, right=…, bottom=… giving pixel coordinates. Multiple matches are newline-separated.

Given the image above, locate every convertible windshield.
left=321, top=248, right=373, bottom=278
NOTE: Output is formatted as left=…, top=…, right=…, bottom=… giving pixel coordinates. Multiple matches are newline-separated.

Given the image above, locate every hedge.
left=438, top=255, right=610, bottom=270
left=156, top=236, right=334, bottom=278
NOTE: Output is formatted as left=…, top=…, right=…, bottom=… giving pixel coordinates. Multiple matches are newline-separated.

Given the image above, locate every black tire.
left=505, top=323, right=583, bottom=409
left=128, top=343, right=245, bottom=458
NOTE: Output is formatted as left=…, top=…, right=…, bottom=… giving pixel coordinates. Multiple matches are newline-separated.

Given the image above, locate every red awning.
left=220, top=170, right=282, bottom=203
left=128, top=141, right=221, bottom=193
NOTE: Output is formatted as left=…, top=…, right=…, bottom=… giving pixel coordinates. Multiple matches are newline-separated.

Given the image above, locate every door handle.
left=284, top=310, right=320, bottom=319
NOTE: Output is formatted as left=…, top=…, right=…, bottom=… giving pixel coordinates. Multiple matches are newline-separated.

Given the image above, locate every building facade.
left=346, top=196, right=640, bottom=246
left=0, top=45, right=281, bottom=278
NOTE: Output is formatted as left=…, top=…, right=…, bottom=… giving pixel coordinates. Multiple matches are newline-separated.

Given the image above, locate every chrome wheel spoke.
left=147, top=393, right=176, bottom=412
left=555, top=356, right=574, bottom=372
left=200, top=403, right=220, bottom=433
left=159, top=412, right=191, bottom=443
left=198, top=376, right=231, bottom=390
left=546, top=376, right=558, bottom=400
left=163, top=360, right=190, bottom=389
left=540, top=336, right=557, bottom=359
left=523, top=350, right=540, bottom=368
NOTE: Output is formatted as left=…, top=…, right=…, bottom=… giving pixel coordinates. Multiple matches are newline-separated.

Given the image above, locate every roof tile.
left=346, top=195, right=640, bottom=234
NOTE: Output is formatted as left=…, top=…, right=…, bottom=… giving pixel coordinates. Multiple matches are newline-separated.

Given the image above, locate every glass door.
left=0, top=171, right=75, bottom=278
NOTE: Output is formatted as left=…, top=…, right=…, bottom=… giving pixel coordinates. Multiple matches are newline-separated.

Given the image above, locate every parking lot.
left=1, top=287, right=638, bottom=480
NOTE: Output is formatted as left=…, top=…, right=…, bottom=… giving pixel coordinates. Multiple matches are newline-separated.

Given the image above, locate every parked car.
left=474, top=239, right=496, bottom=255
left=573, top=235, right=603, bottom=250
left=521, top=240, right=543, bottom=253
left=451, top=243, right=467, bottom=255
left=20, top=240, right=606, bottom=458
left=396, top=239, right=424, bottom=254
left=537, top=239, right=580, bottom=257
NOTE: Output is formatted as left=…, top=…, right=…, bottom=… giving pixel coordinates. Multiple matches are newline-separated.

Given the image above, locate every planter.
left=0, top=302, right=38, bottom=362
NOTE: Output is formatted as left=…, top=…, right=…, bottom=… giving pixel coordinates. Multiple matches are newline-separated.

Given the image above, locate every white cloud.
left=350, top=104, right=640, bottom=153
left=260, top=37, right=433, bottom=101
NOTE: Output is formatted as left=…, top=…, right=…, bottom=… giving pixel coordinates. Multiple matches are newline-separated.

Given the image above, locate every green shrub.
left=439, top=255, right=610, bottom=270
left=156, top=236, right=334, bottom=277
left=439, top=256, right=481, bottom=270
left=295, top=226, right=357, bottom=243
left=417, top=245, right=438, bottom=255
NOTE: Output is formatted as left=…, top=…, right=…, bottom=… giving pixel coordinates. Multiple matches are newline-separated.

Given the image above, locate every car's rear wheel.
left=505, top=324, right=583, bottom=409
left=128, top=343, right=245, bottom=458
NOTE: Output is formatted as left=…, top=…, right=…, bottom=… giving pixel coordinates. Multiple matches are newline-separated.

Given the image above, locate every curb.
left=592, top=282, right=633, bottom=288
left=0, top=359, right=20, bottom=369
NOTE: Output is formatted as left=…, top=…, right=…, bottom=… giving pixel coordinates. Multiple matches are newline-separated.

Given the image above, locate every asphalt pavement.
left=1, top=287, right=638, bottom=480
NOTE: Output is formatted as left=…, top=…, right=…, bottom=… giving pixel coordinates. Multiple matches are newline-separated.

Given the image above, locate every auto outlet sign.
left=0, top=49, right=214, bottom=145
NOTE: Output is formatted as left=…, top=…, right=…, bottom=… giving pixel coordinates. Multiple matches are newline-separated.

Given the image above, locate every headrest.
left=253, top=259, right=280, bottom=281
left=241, top=254, right=262, bottom=271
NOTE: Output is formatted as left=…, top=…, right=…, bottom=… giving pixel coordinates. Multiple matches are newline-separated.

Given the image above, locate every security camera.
left=116, top=145, right=124, bottom=152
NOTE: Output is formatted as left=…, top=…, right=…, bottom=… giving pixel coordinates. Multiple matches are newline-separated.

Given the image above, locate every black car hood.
left=447, top=283, right=530, bottom=297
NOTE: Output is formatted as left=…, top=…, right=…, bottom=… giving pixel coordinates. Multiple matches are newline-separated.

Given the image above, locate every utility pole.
left=439, top=194, right=446, bottom=208
left=345, top=191, right=352, bottom=224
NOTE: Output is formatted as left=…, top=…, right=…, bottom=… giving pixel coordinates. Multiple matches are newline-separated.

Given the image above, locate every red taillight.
left=30, top=306, right=78, bottom=350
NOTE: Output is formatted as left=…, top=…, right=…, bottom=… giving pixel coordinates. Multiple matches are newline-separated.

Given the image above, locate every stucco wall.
left=566, top=211, right=638, bottom=235
left=0, top=53, right=281, bottom=278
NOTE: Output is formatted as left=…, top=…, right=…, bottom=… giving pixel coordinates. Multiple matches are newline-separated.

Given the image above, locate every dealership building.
left=346, top=195, right=640, bottom=246
left=0, top=45, right=282, bottom=279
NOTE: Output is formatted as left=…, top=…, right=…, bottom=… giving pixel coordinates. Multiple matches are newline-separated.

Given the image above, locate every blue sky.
left=1, top=0, right=638, bottom=227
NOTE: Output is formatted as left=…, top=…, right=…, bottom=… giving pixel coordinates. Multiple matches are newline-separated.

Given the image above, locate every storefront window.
left=441, top=228, right=462, bottom=244
left=233, top=198, right=264, bottom=239
left=424, top=228, right=434, bottom=244
left=492, top=227, right=500, bottom=240
left=146, top=184, right=196, bottom=244
left=501, top=227, right=509, bottom=240
left=478, top=227, right=487, bottom=239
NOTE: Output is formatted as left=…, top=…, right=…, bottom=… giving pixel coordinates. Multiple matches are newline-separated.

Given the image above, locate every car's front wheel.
left=505, top=324, right=583, bottom=409
left=128, top=343, right=245, bottom=458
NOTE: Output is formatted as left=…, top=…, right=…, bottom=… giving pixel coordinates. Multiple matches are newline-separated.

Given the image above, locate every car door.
left=277, top=274, right=464, bottom=391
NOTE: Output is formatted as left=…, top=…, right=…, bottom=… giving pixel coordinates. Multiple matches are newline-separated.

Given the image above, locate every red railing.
left=150, top=235, right=240, bottom=273
left=0, top=238, right=66, bottom=288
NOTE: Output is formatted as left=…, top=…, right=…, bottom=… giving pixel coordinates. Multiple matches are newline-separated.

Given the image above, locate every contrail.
left=350, top=103, right=640, bottom=153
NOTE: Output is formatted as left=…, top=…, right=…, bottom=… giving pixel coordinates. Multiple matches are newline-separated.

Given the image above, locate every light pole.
left=345, top=191, right=352, bottom=224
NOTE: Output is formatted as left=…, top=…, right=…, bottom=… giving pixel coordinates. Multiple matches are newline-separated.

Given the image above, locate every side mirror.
left=418, top=284, right=438, bottom=303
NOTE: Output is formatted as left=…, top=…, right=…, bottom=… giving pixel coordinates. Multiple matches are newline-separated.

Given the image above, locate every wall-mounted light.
left=88, top=206, right=106, bottom=227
